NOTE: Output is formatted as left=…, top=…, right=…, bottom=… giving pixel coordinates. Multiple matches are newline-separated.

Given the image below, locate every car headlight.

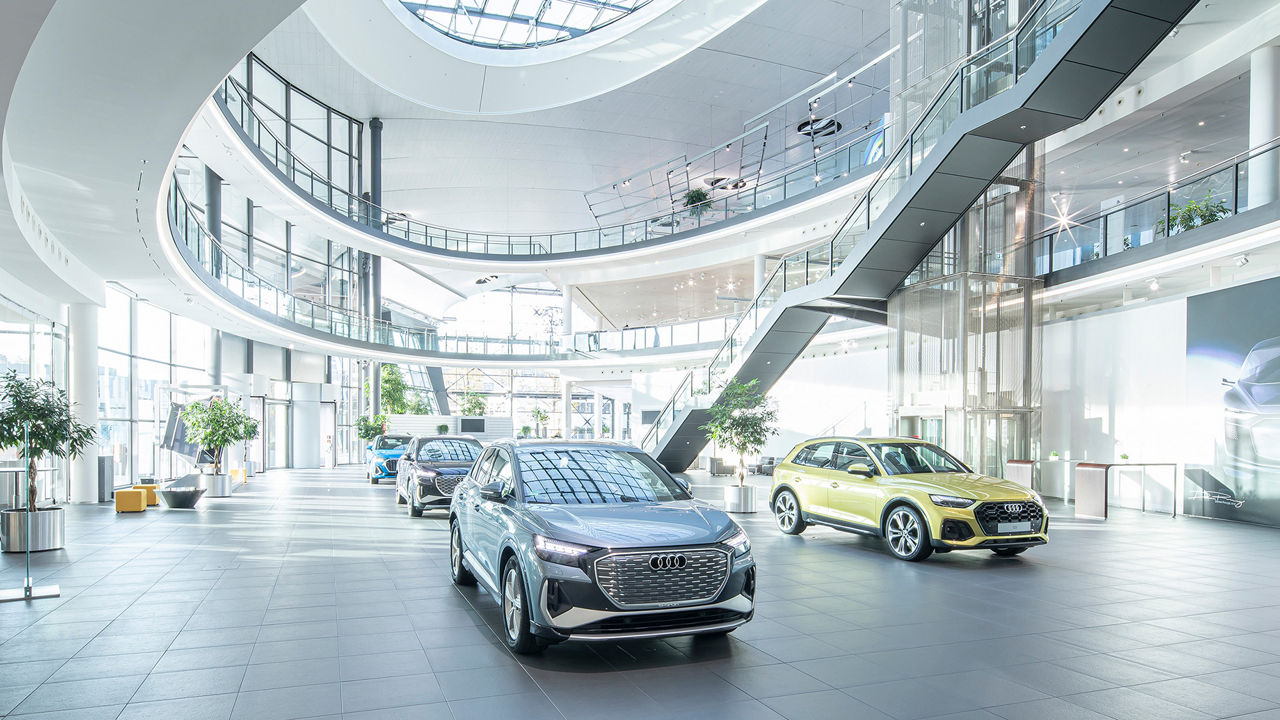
left=420, top=469, right=439, bottom=478
left=724, top=528, right=751, bottom=557
left=930, top=494, right=975, bottom=509
left=534, top=535, right=593, bottom=566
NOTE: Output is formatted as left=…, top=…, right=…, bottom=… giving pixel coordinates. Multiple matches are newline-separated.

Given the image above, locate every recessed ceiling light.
left=919, top=222, right=926, bottom=227
left=1020, top=125, right=1027, bottom=129
left=1123, top=147, right=1129, bottom=152
left=1148, top=278, right=1159, bottom=291
left=1118, top=180, right=1123, bottom=184
left=1198, top=121, right=1205, bottom=126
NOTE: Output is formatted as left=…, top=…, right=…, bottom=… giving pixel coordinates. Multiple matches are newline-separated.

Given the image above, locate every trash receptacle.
left=97, top=456, right=114, bottom=503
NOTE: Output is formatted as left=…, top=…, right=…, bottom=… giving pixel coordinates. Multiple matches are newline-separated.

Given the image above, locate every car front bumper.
left=527, top=552, right=756, bottom=642
left=926, top=504, right=1048, bottom=551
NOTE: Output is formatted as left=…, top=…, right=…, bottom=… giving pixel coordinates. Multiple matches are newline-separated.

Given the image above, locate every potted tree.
left=436, top=423, right=450, bottom=435
left=700, top=378, right=778, bottom=513
left=684, top=188, right=713, bottom=219
left=530, top=407, right=549, bottom=438
left=0, top=371, right=96, bottom=552
left=239, top=415, right=260, bottom=479
left=180, top=397, right=250, bottom=498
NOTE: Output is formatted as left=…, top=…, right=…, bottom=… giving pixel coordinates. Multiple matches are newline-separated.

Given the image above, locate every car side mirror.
left=673, top=477, right=691, bottom=493
left=847, top=463, right=874, bottom=477
left=366, top=444, right=372, bottom=451
left=479, top=481, right=507, bottom=503
left=1222, top=377, right=1235, bottom=387
left=401, top=452, right=411, bottom=460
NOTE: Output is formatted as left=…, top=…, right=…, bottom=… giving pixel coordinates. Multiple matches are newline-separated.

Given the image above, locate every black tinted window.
left=870, top=442, right=968, bottom=475
left=417, top=439, right=482, bottom=463
left=518, top=448, right=689, bottom=505
left=794, top=442, right=837, bottom=468
left=376, top=436, right=411, bottom=450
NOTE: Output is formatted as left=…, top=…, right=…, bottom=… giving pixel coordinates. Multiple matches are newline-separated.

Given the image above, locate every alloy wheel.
left=503, top=566, right=523, bottom=641
left=886, top=508, right=920, bottom=557
left=775, top=493, right=797, bottom=531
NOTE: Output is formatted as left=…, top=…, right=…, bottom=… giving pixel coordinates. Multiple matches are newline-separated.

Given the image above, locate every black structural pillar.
left=205, top=166, right=223, bottom=278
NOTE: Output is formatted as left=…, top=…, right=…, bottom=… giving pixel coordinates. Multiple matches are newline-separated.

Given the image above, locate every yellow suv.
left=770, top=437, right=1047, bottom=561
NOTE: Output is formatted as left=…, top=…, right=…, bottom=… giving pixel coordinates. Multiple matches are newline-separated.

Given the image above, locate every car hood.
left=415, top=462, right=472, bottom=475
left=885, top=473, right=1035, bottom=501
left=372, top=449, right=404, bottom=459
left=1228, top=380, right=1280, bottom=412
left=523, top=500, right=736, bottom=549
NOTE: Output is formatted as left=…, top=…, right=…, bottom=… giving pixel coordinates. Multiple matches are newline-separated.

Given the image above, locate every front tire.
left=884, top=505, right=933, bottom=562
left=501, top=556, right=544, bottom=654
left=449, top=520, right=476, bottom=586
left=773, top=490, right=805, bottom=535
left=396, top=486, right=407, bottom=505
left=408, top=491, right=423, bottom=518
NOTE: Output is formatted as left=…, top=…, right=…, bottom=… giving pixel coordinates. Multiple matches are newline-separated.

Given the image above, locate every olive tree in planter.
left=181, top=397, right=251, bottom=498
left=0, top=371, right=96, bottom=552
left=700, top=378, right=778, bottom=513
left=459, top=390, right=486, bottom=418
left=530, top=407, right=549, bottom=438
left=436, top=423, right=450, bottom=435
left=239, top=416, right=260, bottom=477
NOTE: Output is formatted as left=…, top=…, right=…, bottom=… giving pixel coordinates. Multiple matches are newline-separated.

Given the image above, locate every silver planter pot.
left=1, top=507, right=66, bottom=553
left=723, top=485, right=758, bottom=514
left=205, top=474, right=234, bottom=498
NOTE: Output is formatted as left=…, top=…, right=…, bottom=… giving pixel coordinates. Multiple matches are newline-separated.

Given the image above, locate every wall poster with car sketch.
left=1186, top=274, right=1280, bottom=527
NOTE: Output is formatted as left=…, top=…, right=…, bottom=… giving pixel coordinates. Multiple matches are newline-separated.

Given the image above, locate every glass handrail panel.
left=1017, top=0, right=1081, bottom=77
left=911, top=75, right=962, bottom=169
left=1167, top=165, right=1235, bottom=237
left=964, top=39, right=1015, bottom=110
left=868, top=143, right=910, bottom=224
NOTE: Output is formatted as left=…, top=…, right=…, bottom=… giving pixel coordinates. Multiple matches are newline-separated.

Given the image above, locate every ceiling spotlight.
left=1148, top=278, right=1160, bottom=291
left=622, top=179, right=630, bottom=186
left=725, top=144, right=732, bottom=152
left=847, top=79, right=854, bottom=88
left=1179, top=151, right=1191, bottom=164
left=1020, top=125, right=1027, bottom=130
left=919, top=221, right=926, bottom=227
left=1236, top=254, right=1250, bottom=267
left=814, top=175, right=821, bottom=182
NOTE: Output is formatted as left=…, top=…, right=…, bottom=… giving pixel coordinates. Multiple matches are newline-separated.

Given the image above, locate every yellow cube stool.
left=230, top=469, right=247, bottom=485
left=115, top=489, right=147, bottom=513
left=132, top=484, right=159, bottom=506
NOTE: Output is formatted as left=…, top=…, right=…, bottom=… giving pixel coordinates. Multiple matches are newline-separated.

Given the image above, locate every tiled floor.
left=1, top=467, right=1279, bottom=719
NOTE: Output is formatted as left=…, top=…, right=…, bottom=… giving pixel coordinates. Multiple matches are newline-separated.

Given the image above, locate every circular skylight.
left=400, top=0, right=655, bottom=49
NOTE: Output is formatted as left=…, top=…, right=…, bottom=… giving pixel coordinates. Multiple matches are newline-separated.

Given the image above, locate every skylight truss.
left=400, top=0, right=653, bottom=49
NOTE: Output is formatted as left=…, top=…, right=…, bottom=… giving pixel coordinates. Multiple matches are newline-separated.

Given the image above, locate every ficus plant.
left=0, top=371, right=97, bottom=509
left=460, top=390, right=486, bottom=417
left=683, top=188, right=713, bottom=218
left=1154, top=191, right=1230, bottom=235
left=356, top=414, right=387, bottom=441
left=180, top=396, right=253, bottom=475
left=700, top=378, right=778, bottom=487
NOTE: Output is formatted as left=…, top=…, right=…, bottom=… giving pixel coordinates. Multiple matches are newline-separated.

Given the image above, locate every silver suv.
left=449, top=440, right=755, bottom=653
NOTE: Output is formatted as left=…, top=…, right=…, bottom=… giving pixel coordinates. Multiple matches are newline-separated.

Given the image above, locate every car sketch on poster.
left=1185, top=275, right=1280, bottom=527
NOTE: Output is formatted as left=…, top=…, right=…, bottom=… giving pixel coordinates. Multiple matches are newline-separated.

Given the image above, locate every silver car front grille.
left=433, top=474, right=464, bottom=496
left=594, top=548, right=729, bottom=609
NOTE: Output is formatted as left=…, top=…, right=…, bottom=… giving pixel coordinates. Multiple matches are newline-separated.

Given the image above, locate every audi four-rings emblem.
left=1004, top=503, right=1025, bottom=513
left=649, top=553, right=687, bottom=571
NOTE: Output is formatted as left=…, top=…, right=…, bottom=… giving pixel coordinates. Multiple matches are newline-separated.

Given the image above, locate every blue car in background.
left=366, top=433, right=412, bottom=484
left=449, top=440, right=755, bottom=653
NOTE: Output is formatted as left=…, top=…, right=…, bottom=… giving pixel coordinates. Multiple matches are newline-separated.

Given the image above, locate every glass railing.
left=641, top=0, right=1082, bottom=452
left=218, top=76, right=887, bottom=257
left=169, top=177, right=735, bottom=358
left=1033, top=138, right=1280, bottom=276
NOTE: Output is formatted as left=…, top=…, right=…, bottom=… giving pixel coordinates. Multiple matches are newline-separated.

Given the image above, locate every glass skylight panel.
left=400, top=0, right=654, bottom=49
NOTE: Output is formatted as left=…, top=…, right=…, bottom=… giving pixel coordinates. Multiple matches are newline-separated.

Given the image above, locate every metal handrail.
left=218, top=75, right=888, bottom=257
left=641, top=0, right=1082, bottom=450
left=1031, top=135, right=1280, bottom=275
left=169, top=177, right=738, bottom=357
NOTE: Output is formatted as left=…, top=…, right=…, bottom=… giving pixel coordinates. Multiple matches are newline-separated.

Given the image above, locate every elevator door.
left=266, top=401, right=290, bottom=470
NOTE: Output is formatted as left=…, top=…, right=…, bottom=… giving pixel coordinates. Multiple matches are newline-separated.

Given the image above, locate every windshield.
left=376, top=436, right=411, bottom=451
left=517, top=448, right=690, bottom=505
left=1242, top=339, right=1280, bottom=382
left=417, top=438, right=482, bottom=463
left=868, top=442, right=969, bottom=476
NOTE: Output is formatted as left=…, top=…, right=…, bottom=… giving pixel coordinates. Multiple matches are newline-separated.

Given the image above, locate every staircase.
left=641, top=0, right=1198, bottom=472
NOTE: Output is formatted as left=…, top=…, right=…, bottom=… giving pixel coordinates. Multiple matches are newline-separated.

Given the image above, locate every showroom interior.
left=4, top=0, right=1280, bottom=717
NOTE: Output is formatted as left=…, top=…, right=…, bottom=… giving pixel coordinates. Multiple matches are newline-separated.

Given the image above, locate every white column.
left=561, top=285, right=574, bottom=337
left=753, top=254, right=766, bottom=297
left=592, top=391, right=603, bottom=439
left=68, top=303, right=98, bottom=503
left=561, top=380, right=572, bottom=439
left=1249, top=46, right=1280, bottom=209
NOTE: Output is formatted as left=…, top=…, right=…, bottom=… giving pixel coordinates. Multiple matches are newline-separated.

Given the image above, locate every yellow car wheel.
left=884, top=505, right=933, bottom=562
left=773, top=490, right=805, bottom=535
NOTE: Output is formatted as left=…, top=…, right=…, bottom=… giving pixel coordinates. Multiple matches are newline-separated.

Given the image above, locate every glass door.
left=321, top=401, right=336, bottom=468
left=266, top=401, right=290, bottom=469
left=249, top=396, right=265, bottom=472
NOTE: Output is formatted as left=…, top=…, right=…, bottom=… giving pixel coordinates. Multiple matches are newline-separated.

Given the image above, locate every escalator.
left=642, top=0, right=1198, bottom=472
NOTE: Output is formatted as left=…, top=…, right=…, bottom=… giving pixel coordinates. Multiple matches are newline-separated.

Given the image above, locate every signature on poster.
left=1189, top=489, right=1245, bottom=508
